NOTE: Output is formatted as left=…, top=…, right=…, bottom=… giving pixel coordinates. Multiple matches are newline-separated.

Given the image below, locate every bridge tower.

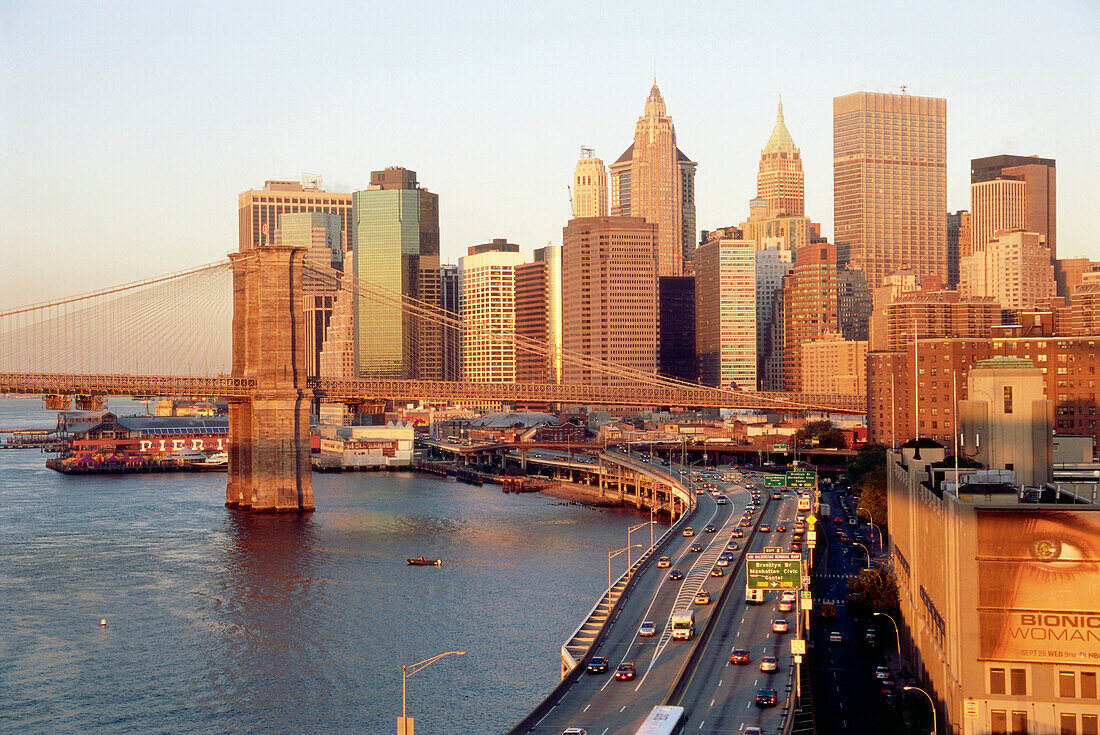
left=227, top=246, right=314, bottom=512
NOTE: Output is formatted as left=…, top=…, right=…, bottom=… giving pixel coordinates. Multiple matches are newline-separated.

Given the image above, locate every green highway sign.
left=746, top=552, right=802, bottom=589
left=764, top=475, right=785, bottom=487
left=786, top=469, right=816, bottom=488
left=772, top=443, right=788, bottom=451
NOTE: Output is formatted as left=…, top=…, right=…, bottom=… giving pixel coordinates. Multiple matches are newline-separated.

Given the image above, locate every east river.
left=0, top=398, right=661, bottom=734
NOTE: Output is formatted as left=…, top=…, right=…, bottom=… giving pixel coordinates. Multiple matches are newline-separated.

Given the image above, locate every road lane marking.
left=583, top=705, right=590, bottom=712
left=600, top=729, right=608, bottom=735
left=620, top=706, right=626, bottom=712
left=698, top=721, right=705, bottom=730
left=718, top=679, right=723, bottom=687
left=710, top=699, right=715, bottom=707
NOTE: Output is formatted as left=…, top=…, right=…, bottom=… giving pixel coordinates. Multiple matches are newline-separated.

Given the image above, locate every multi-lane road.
left=524, top=467, right=806, bottom=735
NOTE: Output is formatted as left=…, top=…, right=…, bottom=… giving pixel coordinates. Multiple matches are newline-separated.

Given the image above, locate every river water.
left=0, top=397, right=660, bottom=734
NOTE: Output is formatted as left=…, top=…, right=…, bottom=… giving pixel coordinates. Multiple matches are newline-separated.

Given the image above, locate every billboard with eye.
left=975, top=509, right=1100, bottom=662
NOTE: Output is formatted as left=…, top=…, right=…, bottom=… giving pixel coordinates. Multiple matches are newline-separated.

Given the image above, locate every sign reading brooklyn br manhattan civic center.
left=746, top=553, right=801, bottom=589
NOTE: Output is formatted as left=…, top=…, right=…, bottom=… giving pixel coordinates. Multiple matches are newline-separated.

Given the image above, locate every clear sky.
left=2, top=0, right=1097, bottom=308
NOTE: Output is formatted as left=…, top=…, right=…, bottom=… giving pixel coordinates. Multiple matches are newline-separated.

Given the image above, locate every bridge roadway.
left=0, top=372, right=865, bottom=414
left=523, top=472, right=802, bottom=735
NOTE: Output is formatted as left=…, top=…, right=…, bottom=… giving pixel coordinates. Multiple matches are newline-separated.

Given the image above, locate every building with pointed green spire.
left=758, top=98, right=804, bottom=218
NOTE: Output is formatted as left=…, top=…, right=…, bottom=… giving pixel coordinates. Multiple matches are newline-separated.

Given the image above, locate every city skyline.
left=2, top=1, right=1098, bottom=308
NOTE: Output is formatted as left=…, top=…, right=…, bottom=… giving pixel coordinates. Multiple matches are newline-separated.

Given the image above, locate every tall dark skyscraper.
left=970, top=154, right=1056, bottom=260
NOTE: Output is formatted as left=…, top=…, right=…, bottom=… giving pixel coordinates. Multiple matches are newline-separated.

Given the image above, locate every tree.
left=845, top=443, right=888, bottom=487
left=846, top=566, right=900, bottom=624
left=794, top=420, right=838, bottom=447
left=846, top=443, right=889, bottom=535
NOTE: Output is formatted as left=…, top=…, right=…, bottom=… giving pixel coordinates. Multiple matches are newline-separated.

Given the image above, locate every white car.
left=760, top=655, right=778, bottom=672
left=780, top=590, right=797, bottom=603
left=778, top=599, right=794, bottom=612
left=771, top=619, right=790, bottom=633
left=639, top=621, right=657, bottom=637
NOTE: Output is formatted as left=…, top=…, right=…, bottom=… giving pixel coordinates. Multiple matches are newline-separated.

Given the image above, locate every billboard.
left=746, top=552, right=801, bottom=589
left=976, top=509, right=1100, bottom=663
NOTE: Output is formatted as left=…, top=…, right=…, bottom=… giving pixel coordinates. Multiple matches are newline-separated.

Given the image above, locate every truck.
left=670, top=609, right=695, bottom=640
left=819, top=503, right=830, bottom=517
left=746, top=587, right=765, bottom=604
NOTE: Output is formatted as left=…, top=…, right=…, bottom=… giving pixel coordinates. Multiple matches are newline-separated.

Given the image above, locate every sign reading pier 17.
left=746, top=552, right=802, bottom=589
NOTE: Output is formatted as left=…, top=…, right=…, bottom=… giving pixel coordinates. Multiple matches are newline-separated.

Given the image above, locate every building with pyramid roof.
left=757, top=99, right=804, bottom=217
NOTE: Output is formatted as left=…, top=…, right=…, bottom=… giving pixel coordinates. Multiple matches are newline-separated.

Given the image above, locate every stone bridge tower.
left=227, top=246, right=314, bottom=512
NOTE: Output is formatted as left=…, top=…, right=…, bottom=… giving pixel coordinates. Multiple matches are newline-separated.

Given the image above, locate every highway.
left=523, top=462, right=806, bottom=735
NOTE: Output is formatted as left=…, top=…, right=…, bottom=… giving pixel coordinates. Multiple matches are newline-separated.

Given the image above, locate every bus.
left=635, top=705, right=686, bottom=735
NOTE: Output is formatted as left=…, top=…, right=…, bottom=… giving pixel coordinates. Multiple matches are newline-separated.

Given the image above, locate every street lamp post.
left=903, top=685, right=937, bottom=735
left=400, top=650, right=467, bottom=735
left=627, top=519, right=654, bottom=568
left=858, top=505, right=883, bottom=550
left=607, top=544, right=642, bottom=611
left=854, top=542, right=871, bottom=569
left=874, top=611, right=902, bottom=664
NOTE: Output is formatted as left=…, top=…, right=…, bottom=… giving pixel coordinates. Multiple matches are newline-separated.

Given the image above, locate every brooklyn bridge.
left=0, top=246, right=864, bottom=513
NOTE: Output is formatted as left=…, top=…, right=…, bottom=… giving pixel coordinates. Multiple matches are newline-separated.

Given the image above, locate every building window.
left=990, top=668, right=1006, bottom=694
left=1011, top=668, right=1027, bottom=696
left=1012, top=711, right=1029, bottom=735
left=1061, top=713, right=1077, bottom=735
left=992, top=710, right=1008, bottom=735
left=1082, top=672, right=1097, bottom=699
left=1084, top=715, right=1099, bottom=735
left=1004, top=385, right=1014, bottom=414
left=1062, top=671, right=1078, bottom=697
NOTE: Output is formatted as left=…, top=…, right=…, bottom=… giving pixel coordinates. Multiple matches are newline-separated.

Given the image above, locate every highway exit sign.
left=746, top=552, right=802, bottom=589
left=764, top=475, right=784, bottom=487
left=772, top=443, right=788, bottom=451
left=786, top=469, right=816, bottom=488
left=763, top=546, right=783, bottom=553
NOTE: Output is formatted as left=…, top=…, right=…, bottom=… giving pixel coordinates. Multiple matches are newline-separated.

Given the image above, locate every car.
left=744, top=728, right=763, bottom=735
left=683, top=527, right=695, bottom=537
left=695, top=488, right=704, bottom=495
left=740, top=520, right=752, bottom=528
left=760, top=524, right=771, bottom=532
left=828, top=631, right=843, bottom=643
left=668, top=569, right=684, bottom=581
left=657, top=556, right=671, bottom=568
left=704, top=523, right=717, bottom=533
left=639, top=621, right=657, bottom=637
left=586, top=656, right=608, bottom=674
left=615, top=661, right=636, bottom=680
left=716, top=556, right=730, bottom=567
left=833, top=516, right=843, bottom=524
left=716, top=496, right=727, bottom=505
left=866, top=629, right=878, bottom=645
left=874, top=666, right=891, bottom=680
left=790, top=542, right=803, bottom=552
left=880, top=680, right=897, bottom=696
left=731, top=529, right=744, bottom=538
left=760, top=655, right=778, bottom=672
left=771, top=619, right=789, bottom=633
left=780, top=590, right=797, bottom=602
left=772, top=492, right=782, bottom=500
left=729, top=648, right=750, bottom=664
left=694, top=590, right=711, bottom=605
left=563, top=729, right=588, bottom=735
left=690, top=542, right=703, bottom=552
left=776, top=524, right=787, bottom=532
left=755, top=688, right=778, bottom=707
left=726, top=541, right=740, bottom=551
left=711, top=567, right=724, bottom=577
left=778, top=599, right=794, bottom=612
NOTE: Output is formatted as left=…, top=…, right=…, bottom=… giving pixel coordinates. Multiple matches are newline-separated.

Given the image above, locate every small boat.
left=407, top=556, right=442, bottom=566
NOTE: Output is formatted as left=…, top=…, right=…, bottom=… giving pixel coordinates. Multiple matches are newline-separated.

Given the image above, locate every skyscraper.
left=515, top=259, right=550, bottom=384
left=238, top=176, right=351, bottom=253
left=659, top=276, right=695, bottom=382
left=459, top=239, right=525, bottom=383
left=562, top=217, right=658, bottom=387
left=533, top=245, right=563, bottom=384
left=350, top=167, right=441, bottom=379
left=971, top=154, right=1056, bottom=259
left=440, top=264, right=462, bottom=381
left=946, top=210, right=970, bottom=289
left=783, top=243, right=839, bottom=392
left=572, top=148, right=608, bottom=218
left=970, top=178, right=1026, bottom=255
left=610, top=82, right=696, bottom=276
left=695, top=231, right=756, bottom=390
left=960, top=230, right=1055, bottom=311
left=833, top=92, right=947, bottom=286
left=277, top=211, right=343, bottom=378
left=758, top=100, right=804, bottom=217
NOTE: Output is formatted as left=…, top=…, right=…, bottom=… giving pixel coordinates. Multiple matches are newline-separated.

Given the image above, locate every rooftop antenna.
left=579, top=146, right=595, bottom=159
left=900, top=84, right=909, bottom=95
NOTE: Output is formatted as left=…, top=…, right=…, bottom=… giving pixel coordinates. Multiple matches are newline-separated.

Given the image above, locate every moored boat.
left=407, top=556, right=442, bottom=566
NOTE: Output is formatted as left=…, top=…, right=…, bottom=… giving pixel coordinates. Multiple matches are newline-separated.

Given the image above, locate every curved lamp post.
left=854, top=541, right=871, bottom=569
left=873, top=611, right=902, bottom=655
left=903, top=685, right=936, bottom=735
left=608, top=544, right=643, bottom=610
left=400, top=651, right=466, bottom=735
left=628, top=517, right=655, bottom=567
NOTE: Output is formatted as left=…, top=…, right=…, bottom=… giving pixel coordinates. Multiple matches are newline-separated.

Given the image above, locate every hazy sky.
left=2, top=0, right=1097, bottom=308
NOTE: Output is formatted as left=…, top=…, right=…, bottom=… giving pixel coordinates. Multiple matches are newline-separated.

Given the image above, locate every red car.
left=729, top=648, right=750, bottom=664
left=615, top=661, right=636, bottom=680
